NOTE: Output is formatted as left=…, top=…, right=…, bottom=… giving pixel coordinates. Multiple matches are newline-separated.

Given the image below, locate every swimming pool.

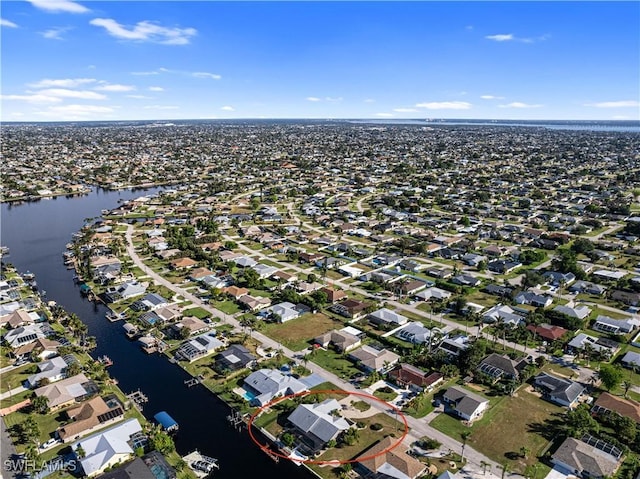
left=242, top=390, right=256, bottom=401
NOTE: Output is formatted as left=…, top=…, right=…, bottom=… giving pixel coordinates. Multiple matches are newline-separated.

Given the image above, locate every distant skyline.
left=1, top=1, right=639, bottom=122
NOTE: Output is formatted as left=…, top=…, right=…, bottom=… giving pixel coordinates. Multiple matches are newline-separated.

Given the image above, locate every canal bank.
left=0, top=188, right=312, bottom=479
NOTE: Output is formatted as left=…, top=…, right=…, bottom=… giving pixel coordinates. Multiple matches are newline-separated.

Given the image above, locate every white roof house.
left=368, top=308, right=408, bottom=327
left=288, top=399, right=350, bottom=448
left=244, top=369, right=309, bottom=406
left=73, top=418, right=143, bottom=477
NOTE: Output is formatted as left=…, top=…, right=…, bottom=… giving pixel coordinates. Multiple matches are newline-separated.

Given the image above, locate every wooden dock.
left=182, top=450, right=219, bottom=478
left=126, top=390, right=148, bottom=410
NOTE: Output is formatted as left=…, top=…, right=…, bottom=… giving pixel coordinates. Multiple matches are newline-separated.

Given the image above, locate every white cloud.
left=40, top=27, right=71, bottom=40
left=149, top=86, right=164, bottom=92
left=1, top=18, right=18, bottom=28
left=37, top=88, right=106, bottom=100
left=220, top=106, right=235, bottom=111
left=1, top=94, right=62, bottom=104
left=585, top=100, right=639, bottom=108
left=27, top=0, right=89, bottom=13
left=131, top=70, right=160, bottom=76
left=95, top=84, right=135, bottom=92
left=306, top=97, right=321, bottom=102
left=498, top=102, right=543, bottom=108
left=90, top=18, right=197, bottom=45
left=486, top=33, right=549, bottom=43
left=29, top=78, right=96, bottom=89
left=364, top=98, right=375, bottom=103
left=375, top=113, right=394, bottom=117
left=393, top=108, right=418, bottom=113
left=415, top=101, right=472, bottom=110
left=486, top=34, right=514, bottom=42
left=325, top=96, right=343, bottom=102
left=192, top=72, right=221, bottom=80
left=126, top=94, right=151, bottom=99
left=143, top=105, right=179, bottom=110
left=480, top=95, right=505, bottom=100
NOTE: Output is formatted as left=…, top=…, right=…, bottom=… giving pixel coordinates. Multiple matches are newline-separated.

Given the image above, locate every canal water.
left=0, top=189, right=312, bottom=479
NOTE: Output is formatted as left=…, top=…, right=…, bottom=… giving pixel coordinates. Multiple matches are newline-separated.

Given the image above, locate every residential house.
left=234, top=256, right=258, bottom=268
left=330, top=298, right=371, bottom=319
left=554, top=305, right=592, bottom=321
left=0, top=309, right=35, bottom=329
left=3, top=323, right=53, bottom=348
left=514, top=291, right=553, bottom=308
left=438, top=335, right=470, bottom=357
left=99, top=452, right=176, bottom=479
left=592, top=392, right=640, bottom=424
left=314, top=329, right=361, bottom=353
left=483, top=284, right=514, bottom=298
left=533, top=372, right=584, bottom=408
left=442, top=386, right=489, bottom=422
left=543, top=271, right=576, bottom=286
left=487, top=260, right=521, bottom=274
left=26, top=356, right=69, bottom=388
left=451, top=274, right=482, bottom=287
left=355, top=437, right=426, bottom=479
left=482, top=304, right=525, bottom=327
left=243, top=369, right=309, bottom=406
left=130, top=293, right=168, bottom=312
left=238, top=295, right=272, bottom=312
left=348, top=345, right=400, bottom=373
left=104, top=281, right=147, bottom=303
left=58, top=396, right=125, bottom=443
left=415, top=287, right=452, bottom=302
left=319, top=286, right=346, bottom=304
left=287, top=399, right=350, bottom=450
left=567, top=333, right=620, bottom=358
left=12, top=337, right=61, bottom=361
left=395, top=322, right=442, bottom=345
left=214, top=344, right=257, bottom=372
left=73, top=418, right=143, bottom=477
left=551, top=437, right=622, bottom=479
left=620, top=351, right=640, bottom=370
left=592, top=315, right=639, bottom=335
left=477, top=353, right=527, bottom=382
left=169, top=257, right=198, bottom=270
left=265, top=302, right=300, bottom=322
left=34, top=373, right=98, bottom=410
left=526, top=323, right=568, bottom=343
left=224, top=285, right=249, bottom=300
left=394, top=279, right=428, bottom=296
left=174, top=333, right=224, bottom=362
left=388, top=364, right=443, bottom=392
left=171, top=316, right=209, bottom=337
left=368, top=308, right=408, bottom=328
left=610, top=290, right=640, bottom=306
left=425, top=267, right=453, bottom=279
left=252, top=263, right=279, bottom=279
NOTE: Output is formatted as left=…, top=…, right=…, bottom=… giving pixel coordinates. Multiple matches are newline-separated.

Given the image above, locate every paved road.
left=123, top=224, right=515, bottom=477
left=0, top=416, right=19, bottom=479
left=0, top=387, right=26, bottom=401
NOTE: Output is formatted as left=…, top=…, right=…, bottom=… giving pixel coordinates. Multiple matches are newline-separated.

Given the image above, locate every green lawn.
left=261, top=313, right=342, bottom=351
left=1, top=364, right=35, bottom=392
left=182, top=307, right=210, bottom=319
left=430, top=388, right=562, bottom=473
left=212, top=300, right=241, bottom=315
left=309, top=349, right=361, bottom=380
left=373, top=387, right=397, bottom=402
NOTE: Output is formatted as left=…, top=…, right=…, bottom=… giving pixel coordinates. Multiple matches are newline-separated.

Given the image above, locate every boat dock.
left=182, top=450, right=219, bottom=478
left=154, top=411, right=179, bottom=432
left=126, top=390, right=148, bottom=410
left=97, top=355, right=113, bottom=367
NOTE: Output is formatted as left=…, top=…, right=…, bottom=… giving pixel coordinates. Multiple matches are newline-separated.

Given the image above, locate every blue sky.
left=1, top=1, right=639, bottom=121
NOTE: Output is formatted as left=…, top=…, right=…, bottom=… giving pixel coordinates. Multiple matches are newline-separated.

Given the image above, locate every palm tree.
left=460, top=431, right=471, bottom=459
left=499, top=461, right=511, bottom=479
left=622, top=380, right=632, bottom=398
left=480, top=461, right=491, bottom=475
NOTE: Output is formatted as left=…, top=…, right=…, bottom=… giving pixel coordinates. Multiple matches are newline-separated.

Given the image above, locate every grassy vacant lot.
left=309, top=348, right=361, bottom=380
left=261, top=313, right=341, bottom=351
left=430, top=388, right=562, bottom=473
left=182, top=306, right=210, bottom=319
left=1, top=364, right=35, bottom=393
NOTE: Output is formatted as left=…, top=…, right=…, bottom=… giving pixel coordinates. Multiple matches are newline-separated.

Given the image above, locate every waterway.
left=0, top=188, right=312, bottom=479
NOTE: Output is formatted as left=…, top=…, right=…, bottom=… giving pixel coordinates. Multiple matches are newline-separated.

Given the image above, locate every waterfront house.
left=131, top=293, right=169, bottom=312
left=73, top=418, right=143, bottom=477
left=58, top=396, right=125, bottom=443
left=214, top=344, right=257, bottom=372
left=533, top=372, right=584, bottom=408
left=3, top=323, right=53, bottom=348
left=34, top=373, right=98, bottom=410
left=442, top=386, right=489, bottom=422
left=348, top=345, right=399, bottom=373
left=388, top=364, right=443, bottom=392
left=551, top=437, right=622, bottom=479
left=243, top=369, right=308, bottom=406
left=104, top=281, right=147, bottom=303
left=355, top=437, right=426, bottom=479
left=99, top=451, right=176, bottom=479
left=26, top=356, right=69, bottom=388
left=368, top=308, right=408, bottom=328
left=287, top=398, right=350, bottom=451
left=174, top=332, right=224, bottom=362
left=171, top=316, right=208, bottom=337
